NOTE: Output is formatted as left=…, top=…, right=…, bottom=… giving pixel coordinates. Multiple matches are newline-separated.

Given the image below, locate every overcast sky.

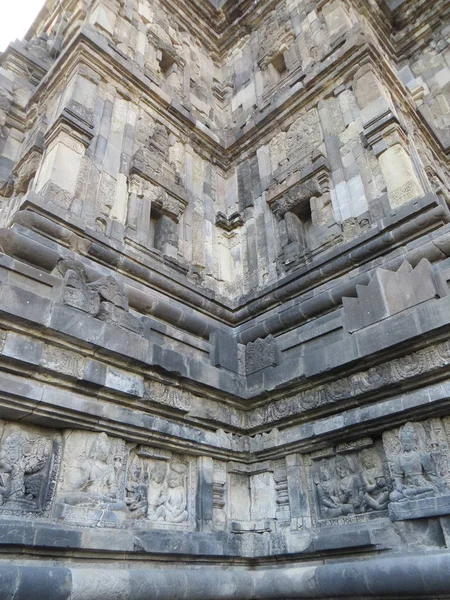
left=0, top=0, right=47, bottom=52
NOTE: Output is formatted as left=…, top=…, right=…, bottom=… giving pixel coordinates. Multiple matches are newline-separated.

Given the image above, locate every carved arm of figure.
left=361, top=473, right=377, bottom=494
left=317, top=484, right=340, bottom=510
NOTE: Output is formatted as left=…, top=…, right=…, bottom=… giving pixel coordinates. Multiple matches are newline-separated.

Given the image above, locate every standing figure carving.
left=0, top=431, right=51, bottom=508
left=125, top=457, right=149, bottom=519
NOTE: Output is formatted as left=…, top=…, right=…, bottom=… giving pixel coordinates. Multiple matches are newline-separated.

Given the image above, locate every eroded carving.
left=245, top=335, right=279, bottom=375
left=143, top=381, right=192, bottom=413
left=271, top=179, right=322, bottom=219
left=359, top=448, right=389, bottom=511
left=125, top=456, right=149, bottom=519
left=58, top=260, right=143, bottom=335
left=0, top=423, right=60, bottom=513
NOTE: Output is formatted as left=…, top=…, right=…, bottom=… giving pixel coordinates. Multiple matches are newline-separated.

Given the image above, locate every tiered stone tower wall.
left=0, top=0, right=449, bottom=597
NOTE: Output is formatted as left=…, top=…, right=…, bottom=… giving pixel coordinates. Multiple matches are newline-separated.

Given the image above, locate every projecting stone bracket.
left=57, top=259, right=144, bottom=335
left=245, top=335, right=279, bottom=375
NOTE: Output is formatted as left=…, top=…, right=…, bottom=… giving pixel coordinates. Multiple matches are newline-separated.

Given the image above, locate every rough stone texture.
left=0, top=0, right=449, bottom=597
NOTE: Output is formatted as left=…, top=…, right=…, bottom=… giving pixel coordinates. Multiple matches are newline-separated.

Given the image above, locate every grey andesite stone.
left=0, top=0, right=449, bottom=598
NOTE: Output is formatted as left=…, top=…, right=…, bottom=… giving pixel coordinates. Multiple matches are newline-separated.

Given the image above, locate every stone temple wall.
left=0, top=0, right=449, bottom=598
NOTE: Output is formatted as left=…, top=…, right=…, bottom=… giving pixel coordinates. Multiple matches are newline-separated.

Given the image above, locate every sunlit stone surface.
left=0, top=0, right=449, bottom=597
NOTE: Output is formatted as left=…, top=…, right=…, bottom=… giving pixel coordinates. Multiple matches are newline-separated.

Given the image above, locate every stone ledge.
left=389, top=495, right=450, bottom=521
left=1, top=552, right=450, bottom=599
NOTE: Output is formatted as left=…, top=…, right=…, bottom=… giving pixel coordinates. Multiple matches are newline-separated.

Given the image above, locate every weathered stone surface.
left=0, top=0, right=449, bottom=596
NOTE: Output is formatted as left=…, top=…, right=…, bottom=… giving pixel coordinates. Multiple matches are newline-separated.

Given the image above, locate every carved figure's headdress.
left=400, top=422, right=417, bottom=441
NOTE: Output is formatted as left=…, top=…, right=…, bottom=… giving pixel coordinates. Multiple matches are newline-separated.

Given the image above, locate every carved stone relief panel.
left=128, top=445, right=196, bottom=530
left=245, top=335, right=279, bottom=375
left=383, top=420, right=450, bottom=521
left=0, top=421, right=61, bottom=515
left=306, top=438, right=390, bottom=527
left=55, top=430, right=127, bottom=528
left=58, top=259, right=143, bottom=335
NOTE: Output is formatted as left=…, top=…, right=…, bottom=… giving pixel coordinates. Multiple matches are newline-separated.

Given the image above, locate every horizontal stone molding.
left=1, top=552, right=450, bottom=599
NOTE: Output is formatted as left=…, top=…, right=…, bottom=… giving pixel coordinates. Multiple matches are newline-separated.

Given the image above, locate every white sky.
left=0, top=0, right=47, bottom=52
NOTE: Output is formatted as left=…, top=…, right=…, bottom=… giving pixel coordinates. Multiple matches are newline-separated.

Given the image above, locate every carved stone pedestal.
left=389, top=495, right=450, bottom=521
left=55, top=503, right=128, bottom=528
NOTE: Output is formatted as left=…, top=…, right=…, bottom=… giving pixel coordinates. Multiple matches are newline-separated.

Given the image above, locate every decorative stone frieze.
left=0, top=0, right=449, bottom=596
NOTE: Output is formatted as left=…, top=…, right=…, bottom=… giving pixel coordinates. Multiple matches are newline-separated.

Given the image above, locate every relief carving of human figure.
left=335, top=455, right=364, bottom=513
left=147, top=462, right=168, bottom=521
left=359, top=449, right=389, bottom=511
left=389, top=422, right=448, bottom=503
left=0, top=432, right=50, bottom=506
left=316, top=462, right=354, bottom=518
left=63, top=432, right=125, bottom=510
left=150, top=462, right=188, bottom=523
left=125, top=458, right=148, bottom=519
left=163, top=466, right=188, bottom=523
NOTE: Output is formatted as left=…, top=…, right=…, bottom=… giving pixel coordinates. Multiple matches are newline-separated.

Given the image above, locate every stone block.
left=2, top=332, right=43, bottom=365
left=343, top=259, right=443, bottom=332
left=97, top=301, right=144, bottom=335
left=210, top=330, right=239, bottom=372
left=90, top=2, right=117, bottom=35
left=379, top=144, right=424, bottom=208
left=389, top=495, right=450, bottom=521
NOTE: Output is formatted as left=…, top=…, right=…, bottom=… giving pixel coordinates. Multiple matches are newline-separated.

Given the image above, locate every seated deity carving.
left=61, top=432, right=126, bottom=511
left=389, top=423, right=449, bottom=503
left=161, top=466, right=188, bottom=523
